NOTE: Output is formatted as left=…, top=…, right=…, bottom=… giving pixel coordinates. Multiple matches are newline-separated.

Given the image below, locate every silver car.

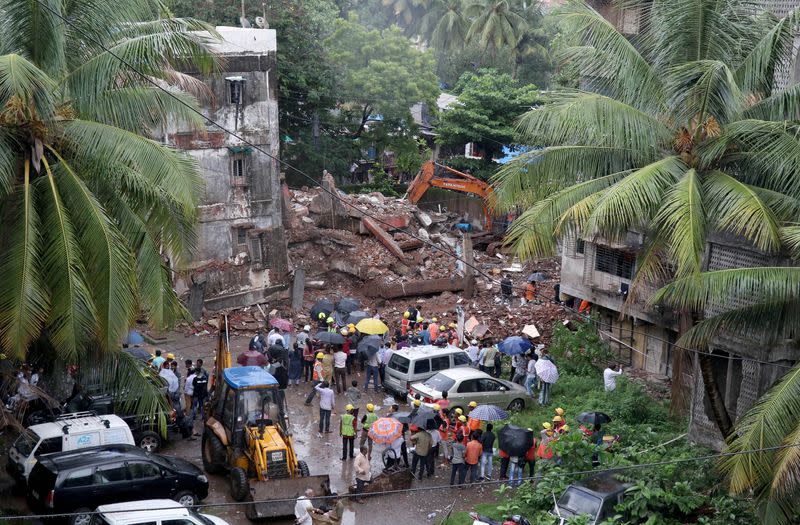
left=407, top=368, right=528, bottom=412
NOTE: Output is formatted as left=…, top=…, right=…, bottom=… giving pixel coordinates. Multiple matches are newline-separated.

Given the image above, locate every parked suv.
left=383, top=345, right=470, bottom=396
left=92, top=499, right=230, bottom=525
left=27, top=444, right=209, bottom=525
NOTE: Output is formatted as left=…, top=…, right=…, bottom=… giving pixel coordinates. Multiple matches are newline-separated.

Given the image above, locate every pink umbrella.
left=368, top=417, right=403, bottom=444
left=269, top=318, right=293, bottom=332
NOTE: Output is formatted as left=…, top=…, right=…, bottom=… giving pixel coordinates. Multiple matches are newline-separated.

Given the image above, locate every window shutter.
left=249, top=235, right=264, bottom=268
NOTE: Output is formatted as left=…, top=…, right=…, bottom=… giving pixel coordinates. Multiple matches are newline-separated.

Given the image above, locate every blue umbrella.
left=123, top=330, right=145, bottom=346
left=468, top=404, right=509, bottom=421
left=498, top=336, right=532, bottom=355
left=357, top=335, right=383, bottom=357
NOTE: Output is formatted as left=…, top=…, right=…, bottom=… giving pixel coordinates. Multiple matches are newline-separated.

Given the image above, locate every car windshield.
left=388, top=354, right=410, bottom=374
left=422, top=373, right=456, bottom=392
left=238, top=389, right=279, bottom=426
left=558, top=489, right=602, bottom=518
left=14, top=429, right=40, bottom=456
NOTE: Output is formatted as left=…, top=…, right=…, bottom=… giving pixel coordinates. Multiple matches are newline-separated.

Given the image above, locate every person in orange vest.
left=400, top=311, right=411, bottom=336
left=437, top=407, right=452, bottom=467
left=578, top=299, right=591, bottom=314
left=524, top=430, right=538, bottom=478
left=304, top=352, right=326, bottom=406
left=428, top=318, right=439, bottom=341
left=457, top=416, right=470, bottom=445
left=537, top=422, right=555, bottom=460
left=466, top=401, right=481, bottom=432
left=525, top=281, right=536, bottom=304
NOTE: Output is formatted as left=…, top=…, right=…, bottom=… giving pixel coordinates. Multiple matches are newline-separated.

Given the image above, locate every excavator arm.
left=406, top=161, right=494, bottom=229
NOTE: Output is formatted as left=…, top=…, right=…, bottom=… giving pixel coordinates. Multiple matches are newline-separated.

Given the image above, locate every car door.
left=455, top=378, right=480, bottom=409
left=57, top=466, right=96, bottom=508
left=91, top=462, right=132, bottom=505
left=128, top=460, right=173, bottom=496
left=476, top=378, right=507, bottom=404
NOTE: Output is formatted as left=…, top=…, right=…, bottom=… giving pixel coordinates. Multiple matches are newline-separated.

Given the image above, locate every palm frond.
left=1, top=0, right=66, bottom=76
left=515, top=92, right=672, bottom=153
left=39, top=157, right=97, bottom=359
left=50, top=149, right=136, bottom=352
left=703, top=170, right=782, bottom=253
left=0, top=128, right=18, bottom=197
left=735, top=8, right=799, bottom=97
left=0, top=53, right=57, bottom=121
left=0, top=160, right=49, bottom=358
left=653, top=168, right=705, bottom=277
left=587, top=156, right=687, bottom=240
left=742, top=82, right=800, bottom=121
left=771, top=421, right=800, bottom=497
left=666, top=60, right=741, bottom=125
left=779, top=226, right=800, bottom=259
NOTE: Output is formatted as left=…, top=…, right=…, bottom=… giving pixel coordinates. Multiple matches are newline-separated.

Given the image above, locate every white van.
left=383, top=345, right=471, bottom=397
left=7, top=412, right=135, bottom=482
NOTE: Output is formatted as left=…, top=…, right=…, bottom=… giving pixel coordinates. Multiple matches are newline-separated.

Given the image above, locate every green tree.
left=494, top=0, right=800, bottom=439
left=0, top=0, right=215, bottom=358
left=465, top=0, right=528, bottom=53
left=437, top=69, right=539, bottom=163
left=420, top=0, right=469, bottom=52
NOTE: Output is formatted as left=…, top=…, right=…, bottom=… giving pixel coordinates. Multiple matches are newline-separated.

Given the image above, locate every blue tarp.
left=224, top=366, right=278, bottom=389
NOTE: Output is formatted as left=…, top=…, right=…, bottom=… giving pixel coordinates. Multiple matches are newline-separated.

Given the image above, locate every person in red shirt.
left=524, top=431, right=538, bottom=478
left=498, top=448, right=510, bottom=480
left=464, top=431, right=483, bottom=483
left=456, top=416, right=470, bottom=445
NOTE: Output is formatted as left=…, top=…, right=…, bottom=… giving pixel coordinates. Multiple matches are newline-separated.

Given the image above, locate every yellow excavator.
left=202, top=316, right=330, bottom=520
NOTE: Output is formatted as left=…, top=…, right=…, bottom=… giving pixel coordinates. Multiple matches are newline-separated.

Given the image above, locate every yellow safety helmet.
left=449, top=322, right=457, bottom=328
left=166, top=353, right=175, bottom=360
left=562, top=425, right=570, bottom=432
left=431, top=317, right=438, bottom=323
left=316, top=352, right=325, bottom=359
left=319, top=312, right=326, bottom=319
left=348, top=323, right=356, bottom=329
left=553, top=415, right=563, bottom=422
left=440, top=325, right=447, bottom=331
left=413, top=399, right=421, bottom=407
left=349, top=327, right=356, bottom=334
left=326, top=316, right=334, bottom=324
left=366, top=403, right=375, bottom=412
left=468, top=401, right=477, bottom=408
left=542, top=422, right=552, bottom=430
left=416, top=314, right=424, bottom=322
left=555, top=407, right=565, bottom=416
left=458, top=415, right=467, bottom=422
left=340, top=328, right=349, bottom=336
left=432, top=404, right=441, bottom=411
left=455, top=408, right=463, bottom=415
left=345, top=404, right=354, bottom=411
left=403, top=311, right=410, bottom=319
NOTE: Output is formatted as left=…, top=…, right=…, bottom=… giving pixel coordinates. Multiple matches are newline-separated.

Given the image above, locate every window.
left=94, top=463, right=128, bottom=483
left=453, top=353, right=470, bottom=366
left=128, top=462, right=161, bottom=480
left=35, top=437, right=62, bottom=456
left=388, top=355, right=410, bottom=374
left=233, top=158, right=245, bottom=178
left=478, top=379, right=504, bottom=392
left=62, top=467, right=94, bottom=488
left=249, top=233, right=266, bottom=269
left=413, top=359, right=430, bottom=374
left=431, top=356, right=450, bottom=372
left=227, top=79, right=245, bottom=104
left=236, top=227, right=248, bottom=246
left=422, top=373, right=456, bottom=392
left=229, top=153, right=249, bottom=187
left=222, top=387, right=236, bottom=430
left=163, top=520, right=198, bottom=525
left=594, top=245, right=635, bottom=279
left=576, top=239, right=585, bottom=255
left=457, top=379, right=479, bottom=393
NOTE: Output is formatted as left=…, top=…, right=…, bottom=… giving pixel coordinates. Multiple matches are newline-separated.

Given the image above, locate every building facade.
left=164, top=27, right=288, bottom=316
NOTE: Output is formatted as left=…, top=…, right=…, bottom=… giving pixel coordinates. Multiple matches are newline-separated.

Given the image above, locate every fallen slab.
left=361, top=216, right=406, bottom=260
left=363, top=276, right=467, bottom=299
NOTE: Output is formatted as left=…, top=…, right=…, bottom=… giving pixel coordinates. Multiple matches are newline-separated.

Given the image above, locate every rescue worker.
left=317, top=311, right=327, bottom=329
left=304, top=352, right=326, bottom=406
left=326, top=316, right=336, bottom=332
left=467, top=401, right=481, bottom=432
left=552, top=415, right=565, bottom=432
left=525, top=280, right=536, bottom=304
left=438, top=407, right=452, bottom=468
left=359, top=403, right=378, bottom=458
left=401, top=311, right=411, bottom=336
left=457, top=415, right=470, bottom=445
left=340, top=404, right=356, bottom=460
left=428, top=318, right=439, bottom=341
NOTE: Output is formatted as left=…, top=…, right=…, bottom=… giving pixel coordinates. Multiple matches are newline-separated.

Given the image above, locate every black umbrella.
left=332, top=310, right=349, bottom=327
left=310, top=299, right=335, bottom=321
left=314, top=331, right=345, bottom=345
left=577, top=411, right=612, bottom=425
left=391, top=411, right=412, bottom=424
left=123, top=346, right=151, bottom=361
left=336, top=297, right=361, bottom=313
left=498, top=424, right=534, bottom=457
left=347, top=310, right=370, bottom=324
left=357, top=335, right=383, bottom=357
left=410, top=408, right=438, bottom=431
left=527, top=271, right=548, bottom=282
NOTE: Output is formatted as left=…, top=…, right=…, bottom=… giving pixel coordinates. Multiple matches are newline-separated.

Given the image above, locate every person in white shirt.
left=333, top=347, right=348, bottom=394
left=267, top=329, right=283, bottom=346
left=466, top=340, right=479, bottom=367
left=184, top=371, right=196, bottom=416
left=603, top=364, right=624, bottom=392
left=353, top=445, right=372, bottom=503
left=294, top=488, right=315, bottom=524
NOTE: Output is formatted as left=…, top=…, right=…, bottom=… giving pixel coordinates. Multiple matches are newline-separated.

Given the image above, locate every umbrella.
left=498, top=425, right=534, bottom=457
left=314, top=331, right=345, bottom=345
left=356, top=318, right=389, bottom=335
left=269, top=318, right=293, bottom=332
left=577, top=411, right=612, bottom=425
left=391, top=411, right=412, bottom=424
left=336, top=297, right=361, bottom=313
left=467, top=404, right=508, bottom=422
left=332, top=310, right=349, bottom=327
left=310, top=299, right=335, bottom=321
left=527, top=271, right=548, bottom=282
left=346, top=310, right=370, bottom=325
left=498, top=336, right=532, bottom=355
left=535, top=359, right=559, bottom=384
left=123, top=330, right=145, bottom=346
left=357, top=335, right=383, bottom=357
left=368, top=417, right=403, bottom=444
left=410, top=408, right=438, bottom=430
left=123, top=346, right=151, bottom=361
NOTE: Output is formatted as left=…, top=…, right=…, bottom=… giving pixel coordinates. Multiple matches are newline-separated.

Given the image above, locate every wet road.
left=159, top=334, right=495, bottom=525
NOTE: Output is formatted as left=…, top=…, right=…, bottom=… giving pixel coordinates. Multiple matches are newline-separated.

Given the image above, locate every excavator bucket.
left=245, top=474, right=331, bottom=520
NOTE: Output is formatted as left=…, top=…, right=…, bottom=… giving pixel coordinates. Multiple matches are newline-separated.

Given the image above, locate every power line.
left=34, top=1, right=797, bottom=374
left=3, top=441, right=797, bottom=521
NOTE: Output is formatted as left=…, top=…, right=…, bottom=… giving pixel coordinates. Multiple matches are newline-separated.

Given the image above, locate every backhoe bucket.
left=245, top=475, right=331, bottom=520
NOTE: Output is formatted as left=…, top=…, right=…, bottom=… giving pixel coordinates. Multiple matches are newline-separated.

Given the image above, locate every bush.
left=549, top=321, right=616, bottom=376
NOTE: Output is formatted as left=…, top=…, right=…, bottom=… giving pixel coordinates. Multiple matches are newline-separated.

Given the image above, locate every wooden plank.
left=361, top=216, right=406, bottom=260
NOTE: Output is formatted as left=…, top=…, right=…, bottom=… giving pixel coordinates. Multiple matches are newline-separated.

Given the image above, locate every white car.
left=408, top=368, right=528, bottom=412
left=93, top=499, right=230, bottom=525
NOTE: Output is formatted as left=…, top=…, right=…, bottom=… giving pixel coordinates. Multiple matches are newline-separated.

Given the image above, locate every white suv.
left=93, top=500, right=230, bottom=525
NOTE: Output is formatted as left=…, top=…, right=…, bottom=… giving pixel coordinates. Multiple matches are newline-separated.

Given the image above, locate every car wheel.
left=296, top=459, right=310, bottom=477
left=175, top=491, right=197, bottom=507
left=507, top=398, right=525, bottom=411
left=202, top=430, right=227, bottom=474
left=137, top=430, right=162, bottom=453
left=229, top=467, right=250, bottom=502
left=70, top=508, right=92, bottom=525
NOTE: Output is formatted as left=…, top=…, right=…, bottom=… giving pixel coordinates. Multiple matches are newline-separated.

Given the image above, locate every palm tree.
left=0, top=0, right=218, bottom=362
left=494, top=0, right=800, bottom=438
left=420, top=0, right=470, bottom=52
left=654, top=267, right=800, bottom=524
left=465, top=0, right=528, bottom=53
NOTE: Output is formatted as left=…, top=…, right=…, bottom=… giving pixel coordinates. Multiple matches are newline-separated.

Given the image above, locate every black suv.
left=27, top=444, right=208, bottom=525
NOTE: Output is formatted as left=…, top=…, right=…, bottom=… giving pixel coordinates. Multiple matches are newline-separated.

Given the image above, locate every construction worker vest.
left=341, top=414, right=356, bottom=437
left=313, top=362, right=323, bottom=381
left=401, top=318, right=410, bottom=335
left=363, top=412, right=378, bottom=430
